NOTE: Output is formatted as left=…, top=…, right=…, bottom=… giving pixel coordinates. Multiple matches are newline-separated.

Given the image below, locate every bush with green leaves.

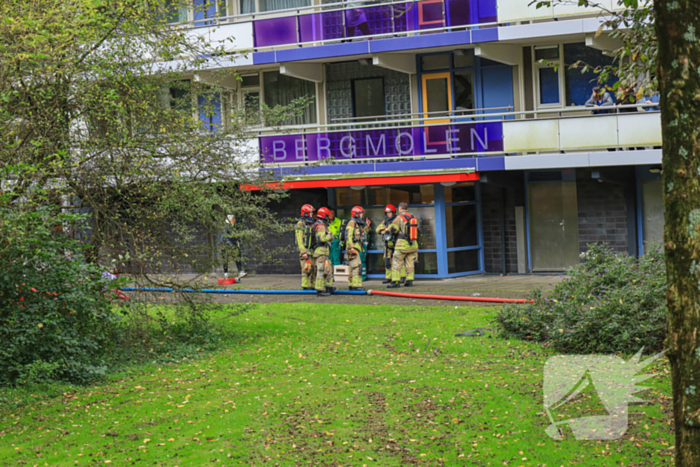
left=495, top=244, right=667, bottom=354
left=0, top=208, right=120, bottom=386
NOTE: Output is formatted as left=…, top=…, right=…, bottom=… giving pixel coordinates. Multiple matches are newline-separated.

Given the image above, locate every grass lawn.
left=0, top=303, right=673, bottom=466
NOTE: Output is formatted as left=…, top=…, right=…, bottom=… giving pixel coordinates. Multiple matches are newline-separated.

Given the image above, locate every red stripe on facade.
left=242, top=173, right=480, bottom=191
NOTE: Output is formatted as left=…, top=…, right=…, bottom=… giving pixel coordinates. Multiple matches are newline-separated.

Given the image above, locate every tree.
left=0, top=0, right=307, bottom=281
left=655, top=1, right=700, bottom=464
left=533, top=0, right=700, bottom=462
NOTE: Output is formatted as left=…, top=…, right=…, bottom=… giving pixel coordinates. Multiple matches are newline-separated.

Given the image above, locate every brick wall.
left=576, top=174, right=629, bottom=255
left=244, top=189, right=329, bottom=275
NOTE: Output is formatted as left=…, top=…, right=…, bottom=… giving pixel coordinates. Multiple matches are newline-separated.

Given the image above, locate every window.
left=163, top=0, right=189, bottom=23
left=453, top=50, right=474, bottom=68
left=263, top=71, right=317, bottom=125
left=538, top=68, right=560, bottom=105
left=534, top=45, right=562, bottom=106
left=240, top=0, right=310, bottom=14
left=453, top=71, right=474, bottom=111
left=352, top=78, right=385, bottom=118
left=421, top=54, right=451, bottom=71
left=193, top=0, right=230, bottom=25
left=535, top=45, right=560, bottom=62
left=563, top=43, right=615, bottom=106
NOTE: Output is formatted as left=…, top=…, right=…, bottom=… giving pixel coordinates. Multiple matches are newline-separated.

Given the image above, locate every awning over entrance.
left=242, top=172, right=479, bottom=191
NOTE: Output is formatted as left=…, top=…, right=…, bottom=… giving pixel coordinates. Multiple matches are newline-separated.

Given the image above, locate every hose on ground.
left=367, top=290, right=531, bottom=303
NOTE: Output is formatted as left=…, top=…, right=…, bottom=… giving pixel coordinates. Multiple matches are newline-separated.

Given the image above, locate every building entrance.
left=528, top=181, right=580, bottom=271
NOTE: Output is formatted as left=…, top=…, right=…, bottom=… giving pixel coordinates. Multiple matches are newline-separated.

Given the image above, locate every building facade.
left=173, top=0, right=664, bottom=278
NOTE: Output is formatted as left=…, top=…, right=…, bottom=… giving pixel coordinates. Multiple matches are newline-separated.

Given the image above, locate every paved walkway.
left=125, top=273, right=564, bottom=307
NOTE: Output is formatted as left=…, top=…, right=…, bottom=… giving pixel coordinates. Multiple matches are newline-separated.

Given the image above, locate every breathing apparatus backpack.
left=302, top=220, right=317, bottom=251
left=338, top=218, right=351, bottom=250
left=399, top=213, right=419, bottom=243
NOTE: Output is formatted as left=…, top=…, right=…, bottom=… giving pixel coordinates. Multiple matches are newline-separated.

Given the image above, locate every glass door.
left=421, top=73, right=452, bottom=150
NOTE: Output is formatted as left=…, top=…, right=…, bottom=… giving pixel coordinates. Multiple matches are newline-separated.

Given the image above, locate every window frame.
left=351, top=77, right=386, bottom=119
left=532, top=44, right=565, bottom=109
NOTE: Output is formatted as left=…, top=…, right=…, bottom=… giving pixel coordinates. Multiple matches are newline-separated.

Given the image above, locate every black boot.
left=326, top=286, right=336, bottom=294
left=349, top=286, right=365, bottom=291
left=303, top=287, right=314, bottom=290
left=382, top=279, right=392, bottom=284
left=387, top=282, right=401, bottom=289
left=317, top=288, right=331, bottom=296
left=400, top=277, right=406, bottom=285
left=404, top=280, right=414, bottom=287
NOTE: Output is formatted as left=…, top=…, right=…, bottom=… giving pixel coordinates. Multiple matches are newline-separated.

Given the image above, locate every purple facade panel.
left=447, top=0, right=472, bottom=26
left=261, top=122, right=502, bottom=164
left=259, top=134, right=306, bottom=163
left=254, top=16, right=298, bottom=48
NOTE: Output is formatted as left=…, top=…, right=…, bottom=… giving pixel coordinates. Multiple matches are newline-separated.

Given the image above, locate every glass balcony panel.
left=253, top=16, right=298, bottom=47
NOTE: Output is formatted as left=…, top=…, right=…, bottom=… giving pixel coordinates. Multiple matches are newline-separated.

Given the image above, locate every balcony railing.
left=253, top=104, right=661, bottom=165
left=178, top=0, right=497, bottom=52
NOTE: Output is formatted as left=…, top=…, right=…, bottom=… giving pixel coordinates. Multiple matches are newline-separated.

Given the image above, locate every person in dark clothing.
left=617, top=85, right=639, bottom=113
left=585, top=85, right=614, bottom=114
left=220, top=214, right=246, bottom=280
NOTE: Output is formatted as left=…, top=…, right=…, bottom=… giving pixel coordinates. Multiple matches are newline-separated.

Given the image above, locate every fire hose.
left=119, top=287, right=531, bottom=303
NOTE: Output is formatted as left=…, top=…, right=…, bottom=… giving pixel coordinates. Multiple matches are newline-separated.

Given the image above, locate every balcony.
left=179, top=0, right=497, bottom=54
left=253, top=104, right=661, bottom=174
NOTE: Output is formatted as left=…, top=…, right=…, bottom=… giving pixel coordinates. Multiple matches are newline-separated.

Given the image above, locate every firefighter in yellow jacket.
left=313, top=208, right=336, bottom=296
left=345, top=206, right=371, bottom=291
left=376, top=204, right=406, bottom=285
left=294, top=204, right=316, bottom=290
left=387, top=202, right=418, bottom=288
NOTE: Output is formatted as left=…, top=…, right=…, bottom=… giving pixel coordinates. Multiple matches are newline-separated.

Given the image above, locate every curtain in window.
left=259, top=0, right=310, bottom=12
left=263, top=71, right=317, bottom=125
left=240, top=0, right=255, bottom=14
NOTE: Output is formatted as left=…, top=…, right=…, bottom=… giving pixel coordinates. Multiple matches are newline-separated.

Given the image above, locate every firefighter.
left=387, top=202, right=418, bottom=288
left=328, top=208, right=343, bottom=267
left=294, top=204, right=316, bottom=290
left=313, top=207, right=336, bottom=296
left=345, top=206, right=371, bottom=291
left=376, top=204, right=406, bottom=285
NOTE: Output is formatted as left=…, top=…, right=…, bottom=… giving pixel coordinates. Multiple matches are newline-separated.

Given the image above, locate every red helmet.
left=384, top=204, right=396, bottom=214
left=301, top=204, right=315, bottom=218
left=351, top=206, right=365, bottom=218
left=317, top=207, right=331, bottom=220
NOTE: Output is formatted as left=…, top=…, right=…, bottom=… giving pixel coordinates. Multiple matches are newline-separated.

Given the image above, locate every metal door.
left=528, top=181, right=580, bottom=271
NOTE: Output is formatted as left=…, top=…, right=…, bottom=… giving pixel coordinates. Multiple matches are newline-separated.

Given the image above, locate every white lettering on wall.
left=339, top=136, right=356, bottom=158
left=316, top=137, right=331, bottom=159
left=447, top=129, right=461, bottom=153
left=423, top=131, right=437, bottom=154
left=395, top=132, right=414, bottom=156
left=470, top=128, right=488, bottom=151
left=272, top=141, right=286, bottom=161
left=295, top=138, right=305, bottom=160
left=366, top=134, right=386, bottom=156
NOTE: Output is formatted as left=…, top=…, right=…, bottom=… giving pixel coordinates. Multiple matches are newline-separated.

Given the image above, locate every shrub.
left=0, top=208, right=120, bottom=386
left=495, top=244, right=667, bottom=354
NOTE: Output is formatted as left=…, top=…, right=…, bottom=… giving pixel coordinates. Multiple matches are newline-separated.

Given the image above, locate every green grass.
left=0, top=303, right=674, bottom=466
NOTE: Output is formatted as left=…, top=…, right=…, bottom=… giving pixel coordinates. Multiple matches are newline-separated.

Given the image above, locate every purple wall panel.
left=260, top=122, right=503, bottom=164
left=447, top=0, right=472, bottom=26
left=260, top=134, right=306, bottom=163
left=254, top=16, right=298, bottom=48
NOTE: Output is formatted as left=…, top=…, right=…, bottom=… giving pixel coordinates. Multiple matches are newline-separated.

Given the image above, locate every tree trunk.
left=655, top=1, right=700, bottom=464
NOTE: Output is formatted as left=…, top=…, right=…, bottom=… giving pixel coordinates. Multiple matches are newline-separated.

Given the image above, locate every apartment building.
left=172, top=0, right=663, bottom=278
